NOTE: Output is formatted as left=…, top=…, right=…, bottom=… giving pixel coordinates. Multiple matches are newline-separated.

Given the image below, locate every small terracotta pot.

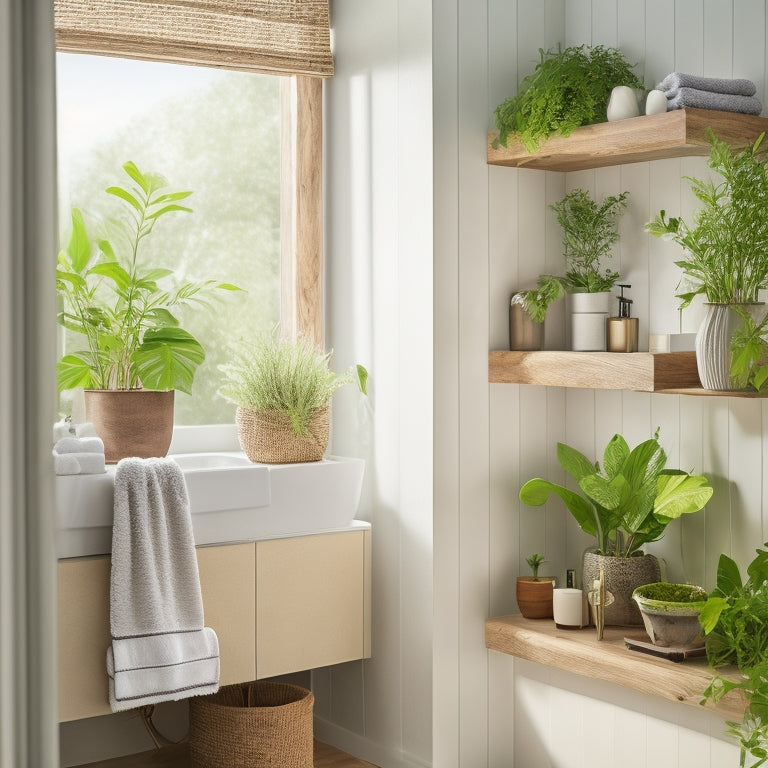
left=516, top=577, right=556, bottom=619
left=84, top=389, right=175, bottom=464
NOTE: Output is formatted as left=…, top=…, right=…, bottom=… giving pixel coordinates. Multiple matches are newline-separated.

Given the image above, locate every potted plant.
left=493, top=44, right=644, bottom=153
left=632, top=582, right=708, bottom=647
left=550, top=188, right=629, bottom=351
left=646, top=131, right=768, bottom=390
left=516, top=553, right=556, bottom=619
left=519, top=430, right=713, bottom=625
left=219, top=334, right=367, bottom=464
left=56, top=161, right=239, bottom=462
left=509, top=275, right=565, bottom=350
left=700, top=544, right=768, bottom=767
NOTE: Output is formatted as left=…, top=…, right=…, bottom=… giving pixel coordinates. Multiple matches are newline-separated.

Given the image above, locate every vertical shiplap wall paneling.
left=457, top=0, right=491, bottom=761
left=734, top=0, right=766, bottom=104
left=565, top=0, right=591, bottom=48
left=703, top=0, right=733, bottom=77
left=679, top=395, right=706, bottom=588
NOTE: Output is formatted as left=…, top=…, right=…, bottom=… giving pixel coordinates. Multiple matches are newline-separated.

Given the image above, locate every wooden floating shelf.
left=488, top=350, right=768, bottom=396
left=486, top=615, right=744, bottom=720
left=72, top=740, right=379, bottom=768
left=487, top=108, right=768, bottom=171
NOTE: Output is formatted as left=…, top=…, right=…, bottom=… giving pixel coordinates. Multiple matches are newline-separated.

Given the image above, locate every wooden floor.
left=74, top=740, right=378, bottom=767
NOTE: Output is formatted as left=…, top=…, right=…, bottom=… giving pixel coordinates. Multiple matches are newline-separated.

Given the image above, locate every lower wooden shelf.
left=486, top=615, right=744, bottom=720
left=72, top=740, right=379, bottom=768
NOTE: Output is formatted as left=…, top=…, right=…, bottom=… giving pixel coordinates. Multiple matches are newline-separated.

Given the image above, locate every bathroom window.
left=56, top=53, right=282, bottom=425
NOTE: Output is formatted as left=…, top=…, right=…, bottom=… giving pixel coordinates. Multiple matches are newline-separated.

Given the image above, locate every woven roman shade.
left=54, top=0, right=334, bottom=77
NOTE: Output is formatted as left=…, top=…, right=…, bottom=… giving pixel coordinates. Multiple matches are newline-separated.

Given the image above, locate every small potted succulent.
left=550, top=188, right=629, bottom=351
left=509, top=275, right=565, bottom=351
left=516, top=553, right=556, bottom=619
left=56, top=161, right=239, bottom=461
left=519, top=430, right=713, bottom=625
left=219, top=333, right=367, bottom=464
left=632, top=582, right=708, bottom=647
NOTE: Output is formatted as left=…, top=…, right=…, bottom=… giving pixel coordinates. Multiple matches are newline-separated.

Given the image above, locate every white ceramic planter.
left=567, top=291, right=612, bottom=351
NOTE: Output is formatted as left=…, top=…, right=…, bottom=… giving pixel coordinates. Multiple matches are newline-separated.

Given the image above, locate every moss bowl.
left=632, top=582, right=708, bottom=647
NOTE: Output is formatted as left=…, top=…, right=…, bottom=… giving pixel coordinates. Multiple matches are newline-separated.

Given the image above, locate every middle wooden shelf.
left=489, top=350, right=768, bottom=396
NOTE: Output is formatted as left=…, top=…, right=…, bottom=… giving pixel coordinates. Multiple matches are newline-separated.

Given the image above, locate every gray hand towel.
left=107, top=457, right=220, bottom=711
left=667, top=87, right=763, bottom=115
left=658, top=72, right=757, bottom=96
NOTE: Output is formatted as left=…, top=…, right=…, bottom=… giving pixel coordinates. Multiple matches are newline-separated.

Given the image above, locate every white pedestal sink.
left=55, top=453, right=365, bottom=558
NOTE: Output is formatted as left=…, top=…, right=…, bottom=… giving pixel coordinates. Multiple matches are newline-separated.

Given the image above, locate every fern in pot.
left=56, top=161, right=239, bottom=462
left=509, top=275, right=565, bottom=350
left=646, top=131, right=768, bottom=391
left=219, top=334, right=366, bottom=464
left=550, top=188, right=629, bottom=351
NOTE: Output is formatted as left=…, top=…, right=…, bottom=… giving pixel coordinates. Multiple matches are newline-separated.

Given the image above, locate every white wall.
left=316, top=1, right=434, bottom=767
left=433, top=0, right=768, bottom=766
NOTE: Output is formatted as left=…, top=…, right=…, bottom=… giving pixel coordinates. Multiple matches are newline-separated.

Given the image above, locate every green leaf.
left=66, top=209, right=91, bottom=273
left=96, top=239, right=117, bottom=262
left=653, top=472, right=713, bottom=520
left=357, top=364, right=369, bottom=395
left=87, top=261, right=132, bottom=290
left=746, top=547, right=768, bottom=585
left=55, top=269, right=88, bottom=291
left=121, top=160, right=150, bottom=194
left=132, top=327, right=205, bottom=395
left=143, top=308, right=179, bottom=327
left=57, top=353, right=97, bottom=391
left=152, top=190, right=194, bottom=205
left=699, top=596, right=729, bottom=635
left=140, top=268, right=175, bottom=281
left=716, top=554, right=743, bottom=596
left=145, top=203, right=193, bottom=220
left=579, top=473, right=621, bottom=510
left=556, top=442, right=598, bottom=482
left=106, top=185, right=144, bottom=213
left=520, top=478, right=598, bottom=537
left=216, top=283, right=244, bottom=291
left=602, top=434, right=629, bottom=480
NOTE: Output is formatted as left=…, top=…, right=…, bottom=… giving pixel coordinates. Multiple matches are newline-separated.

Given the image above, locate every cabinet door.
left=256, top=529, right=371, bottom=679
left=58, top=543, right=256, bottom=722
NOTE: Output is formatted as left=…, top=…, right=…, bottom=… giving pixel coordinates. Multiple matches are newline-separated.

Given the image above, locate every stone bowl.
left=632, top=582, right=708, bottom=647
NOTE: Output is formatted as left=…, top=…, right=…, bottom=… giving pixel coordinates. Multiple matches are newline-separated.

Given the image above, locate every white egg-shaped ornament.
left=645, top=89, right=668, bottom=115
left=606, top=85, right=640, bottom=121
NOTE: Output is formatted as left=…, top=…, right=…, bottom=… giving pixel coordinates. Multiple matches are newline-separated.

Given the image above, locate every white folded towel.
left=53, top=420, right=73, bottom=441
left=657, top=72, right=757, bottom=96
left=53, top=436, right=104, bottom=454
left=74, top=422, right=99, bottom=438
left=107, top=458, right=220, bottom=712
left=53, top=451, right=106, bottom=475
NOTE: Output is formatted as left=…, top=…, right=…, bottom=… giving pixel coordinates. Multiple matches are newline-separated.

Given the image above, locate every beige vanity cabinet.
left=57, top=527, right=371, bottom=722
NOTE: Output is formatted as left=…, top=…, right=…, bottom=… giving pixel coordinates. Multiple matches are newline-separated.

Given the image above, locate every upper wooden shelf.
left=486, top=615, right=744, bottom=720
left=489, top=350, right=768, bottom=397
left=487, top=108, right=768, bottom=171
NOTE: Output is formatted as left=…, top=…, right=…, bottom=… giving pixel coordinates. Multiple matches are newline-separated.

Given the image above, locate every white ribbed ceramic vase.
left=696, top=303, right=766, bottom=390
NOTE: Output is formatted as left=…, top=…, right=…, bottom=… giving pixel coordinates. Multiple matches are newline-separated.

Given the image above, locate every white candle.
left=553, top=588, right=585, bottom=628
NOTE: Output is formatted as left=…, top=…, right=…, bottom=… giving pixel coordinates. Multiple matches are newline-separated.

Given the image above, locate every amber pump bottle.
left=606, top=284, right=639, bottom=353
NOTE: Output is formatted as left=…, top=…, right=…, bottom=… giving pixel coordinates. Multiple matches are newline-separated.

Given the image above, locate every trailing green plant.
left=511, top=275, right=566, bottom=323
left=57, top=161, right=239, bottom=394
left=494, top=44, right=644, bottom=152
left=550, top=188, right=629, bottom=293
left=700, top=544, right=768, bottom=767
left=519, top=430, right=713, bottom=558
left=525, top=553, right=545, bottom=580
left=219, top=333, right=367, bottom=437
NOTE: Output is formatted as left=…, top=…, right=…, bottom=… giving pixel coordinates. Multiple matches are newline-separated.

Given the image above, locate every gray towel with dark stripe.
left=106, top=457, right=219, bottom=712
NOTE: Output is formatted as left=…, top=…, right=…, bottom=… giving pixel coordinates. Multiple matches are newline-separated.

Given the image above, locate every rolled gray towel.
left=667, top=87, right=762, bottom=115
left=658, top=72, right=756, bottom=96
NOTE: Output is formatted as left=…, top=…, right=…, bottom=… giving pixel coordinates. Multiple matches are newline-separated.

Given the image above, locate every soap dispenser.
left=607, top=284, right=639, bottom=353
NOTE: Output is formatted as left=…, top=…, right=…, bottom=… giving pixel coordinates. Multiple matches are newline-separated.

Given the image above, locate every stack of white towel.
left=52, top=420, right=106, bottom=475
left=658, top=72, right=762, bottom=115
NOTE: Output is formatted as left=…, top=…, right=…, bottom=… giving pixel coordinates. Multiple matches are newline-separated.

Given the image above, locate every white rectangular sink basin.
left=55, top=453, right=365, bottom=558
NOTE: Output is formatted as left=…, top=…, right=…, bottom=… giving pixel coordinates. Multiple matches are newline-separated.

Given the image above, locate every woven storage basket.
left=236, top=404, right=329, bottom=463
left=189, top=681, right=314, bottom=768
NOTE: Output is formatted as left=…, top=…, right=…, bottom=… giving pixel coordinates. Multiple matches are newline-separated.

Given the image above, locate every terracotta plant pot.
left=516, top=576, right=556, bottom=619
left=84, top=389, right=175, bottom=464
left=582, top=551, right=661, bottom=626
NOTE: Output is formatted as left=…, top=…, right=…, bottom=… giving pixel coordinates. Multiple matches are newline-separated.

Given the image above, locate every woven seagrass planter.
left=189, top=681, right=314, bottom=768
left=236, top=404, right=330, bottom=464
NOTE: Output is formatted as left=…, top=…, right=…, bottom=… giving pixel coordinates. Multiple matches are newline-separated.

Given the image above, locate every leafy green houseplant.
left=646, top=132, right=768, bottom=391
left=516, top=553, right=555, bottom=620
left=494, top=44, right=644, bottom=153
left=219, top=334, right=366, bottom=464
left=700, top=544, right=768, bottom=767
left=509, top=275, right=565, bottom=351
left=56, top=161, right=238, bottom=460
left=520, top=430, right=713, bottom=624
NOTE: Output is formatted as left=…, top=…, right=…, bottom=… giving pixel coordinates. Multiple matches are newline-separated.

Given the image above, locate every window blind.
left=54, top=0, right=333, bottom=77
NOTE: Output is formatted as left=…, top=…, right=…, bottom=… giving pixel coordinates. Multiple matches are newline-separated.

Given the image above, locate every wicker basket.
left=189, top=681, right=314, bottom=768
left=236, top=404, right=329, bottom=464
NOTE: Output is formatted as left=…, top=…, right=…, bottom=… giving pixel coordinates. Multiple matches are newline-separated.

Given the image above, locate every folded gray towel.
left=658, top=72, right=756, bottom=96
left=107, top=457, right=220, bottom=711
left=667, top=87, right=762, bottom=115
